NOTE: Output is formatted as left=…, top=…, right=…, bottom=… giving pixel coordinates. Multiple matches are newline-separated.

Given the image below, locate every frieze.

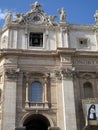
left=73, top=58, right=98, bottom=65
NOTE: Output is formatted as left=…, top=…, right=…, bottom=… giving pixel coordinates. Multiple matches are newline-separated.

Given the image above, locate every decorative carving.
left=12, top=1, right=57, bottom=26
left=55, top=68, right=74, bottom=80
left=55, top=70, right=62, bottom=80
left=5, top=68, right=20, bottom=79
left=61, top=68, right=73, bottom=79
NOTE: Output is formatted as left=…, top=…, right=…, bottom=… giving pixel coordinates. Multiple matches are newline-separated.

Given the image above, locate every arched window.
left=30, top=81, right=43, bottom=102
left=83, top=82, right=94, bottom=98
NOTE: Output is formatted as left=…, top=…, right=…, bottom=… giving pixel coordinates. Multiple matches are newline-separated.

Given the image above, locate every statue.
left=5, top=12, right=12, bottom=24
left=94, top=10, right=98, bottom=25
left=14, top=14, right=25, bottom=24
left=48, top=15, right=57, bottom=25
left=58, top=8, right=66, bottom=22
left=31, top=1, right=42, bottom=11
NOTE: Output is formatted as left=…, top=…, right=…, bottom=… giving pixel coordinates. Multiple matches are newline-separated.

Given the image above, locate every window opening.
left=30, top=81, right=43, bottom=102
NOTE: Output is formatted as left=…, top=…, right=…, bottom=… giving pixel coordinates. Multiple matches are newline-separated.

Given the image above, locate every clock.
left=30, top=13, right=43, bottom=24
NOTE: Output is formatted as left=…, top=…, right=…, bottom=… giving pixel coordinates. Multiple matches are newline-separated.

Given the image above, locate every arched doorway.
left=23, top=114, right=50, bottom=130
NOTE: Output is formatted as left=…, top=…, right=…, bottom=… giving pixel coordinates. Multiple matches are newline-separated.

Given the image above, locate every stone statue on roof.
left=31, top=1, right=42, bottom=11
left=94, top=10, right=98, bottom=25
left=58, top=8, right=66, bottom=23
left=5, top=12, right=12, bottom=24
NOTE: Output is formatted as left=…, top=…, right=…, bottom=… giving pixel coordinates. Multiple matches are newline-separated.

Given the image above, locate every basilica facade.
left=0, top=2, right=98, bottom=130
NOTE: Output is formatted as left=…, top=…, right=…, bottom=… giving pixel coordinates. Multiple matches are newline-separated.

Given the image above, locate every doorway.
left=23, top=114, right=50, bottom=130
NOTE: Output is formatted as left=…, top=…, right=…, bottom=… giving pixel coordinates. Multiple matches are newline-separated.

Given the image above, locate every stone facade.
left=0, top=2, right=98, bottom=130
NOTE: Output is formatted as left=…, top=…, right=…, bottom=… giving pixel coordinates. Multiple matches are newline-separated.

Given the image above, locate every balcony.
left=25, top=101, right=49, bottom=110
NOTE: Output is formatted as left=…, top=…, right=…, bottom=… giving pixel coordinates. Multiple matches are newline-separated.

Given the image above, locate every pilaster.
left=2, top=68, right=19, bottom=130
left=55, top=68, right=77, bottom=130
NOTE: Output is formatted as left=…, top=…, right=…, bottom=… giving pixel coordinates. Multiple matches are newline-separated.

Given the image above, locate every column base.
left=48, top=126, right=60, bottom=130
left=15, top=127, right=26, bottom=130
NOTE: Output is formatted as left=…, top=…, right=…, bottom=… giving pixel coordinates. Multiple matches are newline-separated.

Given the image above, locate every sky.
left=0, top=0, right=98, bottom=28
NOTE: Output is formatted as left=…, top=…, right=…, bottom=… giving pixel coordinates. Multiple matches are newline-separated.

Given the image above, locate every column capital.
left=55, top=70, right=62, bottom=80
left=61, top=68, right=73, bottom=79
left=5, top=68, right=20, bottom=80
left=55, top=67, right=75, bottom=80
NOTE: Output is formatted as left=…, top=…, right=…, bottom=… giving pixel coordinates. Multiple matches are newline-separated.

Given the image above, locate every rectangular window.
left=29, top=33, right=43, bottom=47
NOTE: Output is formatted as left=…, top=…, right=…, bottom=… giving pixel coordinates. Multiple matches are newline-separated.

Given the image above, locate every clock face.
left=30, top=13, right=43, bottom=24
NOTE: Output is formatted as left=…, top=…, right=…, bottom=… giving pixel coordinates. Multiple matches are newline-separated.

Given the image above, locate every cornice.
left=74, top=51, right=98, bottom=57
left=0, top=48, right=98, bottom=59
left=0, top=49, right=58, bottom=58
left=68, top=24, right=95, bottom=31
left=57, top=47, right=76, bottom=55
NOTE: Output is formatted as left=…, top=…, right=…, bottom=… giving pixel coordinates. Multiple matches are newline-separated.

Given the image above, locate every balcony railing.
left=25, top=101, right=49, bottom=110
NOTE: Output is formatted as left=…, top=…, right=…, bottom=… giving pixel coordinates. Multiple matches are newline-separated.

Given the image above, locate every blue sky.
left=0, top=0, right=98, bottom=28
